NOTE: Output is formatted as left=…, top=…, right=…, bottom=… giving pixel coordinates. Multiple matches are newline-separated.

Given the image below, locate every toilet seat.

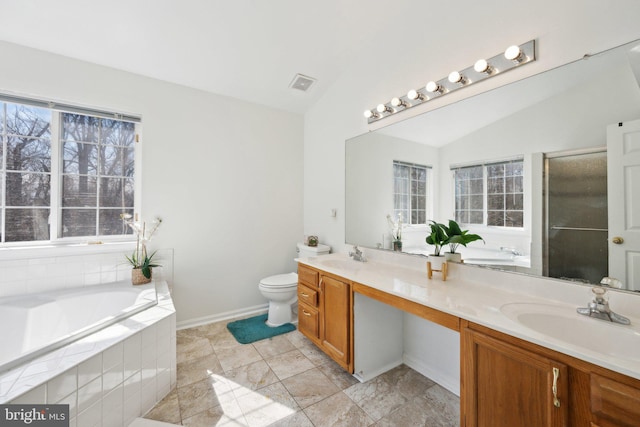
left=259, top=272, right=298, bottom=288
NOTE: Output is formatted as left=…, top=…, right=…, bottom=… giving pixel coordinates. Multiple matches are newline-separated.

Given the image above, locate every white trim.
left=0, top=91, right=141, bottom=123
left=0, top=240, right=136, bottom=261
left=49, top=111, right=61, bottom=239
left=352, top=359, right=403, bottom=383
left=450, top=155, right=525, bottom=170
left=176, top=303, right=269, bottom=330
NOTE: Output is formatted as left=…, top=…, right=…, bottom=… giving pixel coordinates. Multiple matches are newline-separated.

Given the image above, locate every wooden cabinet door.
left=591, top=373, right=640, bottom=427
left=462, top=328, right=569, bottom=427
left=320, top=275, right=351, bottom=369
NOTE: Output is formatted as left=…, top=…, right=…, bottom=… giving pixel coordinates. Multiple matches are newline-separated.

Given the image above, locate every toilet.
left=259, top=242, right=331, bottom=327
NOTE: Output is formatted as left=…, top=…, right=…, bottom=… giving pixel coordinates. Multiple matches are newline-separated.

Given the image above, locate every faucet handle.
left=591, top=286, right=608, bottom=304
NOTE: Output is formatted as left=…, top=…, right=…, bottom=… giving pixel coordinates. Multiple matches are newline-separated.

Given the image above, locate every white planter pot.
left=444, top=252, right=462, bottom=263
left=428, top=255, right=446, bottom=270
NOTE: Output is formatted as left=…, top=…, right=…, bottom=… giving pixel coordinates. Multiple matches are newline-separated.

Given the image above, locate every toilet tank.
left=297, top=242, right=331, bottom=258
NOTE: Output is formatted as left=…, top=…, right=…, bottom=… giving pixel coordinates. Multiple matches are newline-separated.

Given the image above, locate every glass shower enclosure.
left=544, top=150, right=608, bottom=285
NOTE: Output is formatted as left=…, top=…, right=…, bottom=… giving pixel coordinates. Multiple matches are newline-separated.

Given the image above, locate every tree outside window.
left=0, top=100, right=138, bottom=244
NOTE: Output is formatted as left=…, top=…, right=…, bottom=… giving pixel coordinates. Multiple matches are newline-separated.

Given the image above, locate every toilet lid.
left=260, top=272, right=298, bottom=287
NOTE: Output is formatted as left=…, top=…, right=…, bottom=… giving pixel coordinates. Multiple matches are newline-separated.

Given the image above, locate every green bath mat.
left=227, top=314, right=296, bottom=344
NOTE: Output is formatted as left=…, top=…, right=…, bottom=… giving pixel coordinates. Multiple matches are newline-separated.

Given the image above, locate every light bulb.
left=364, top=110, right=373, bottom=119
left=391, top=97, right=405, bottom=107
left=505, top=45, right=523, bottom=62
left=376, top=103, right=388, bottom=113
left=407, top=89, right=426, bottom=101
left=448, top=71, right=465, bottom=84
left=474, top=59, right=490, bottom=73
left=426, top=81, right=441, bottom=93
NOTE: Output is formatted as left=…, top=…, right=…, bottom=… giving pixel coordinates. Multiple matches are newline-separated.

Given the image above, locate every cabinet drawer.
left=591, top=373, right=640, bottom=427
left=298, top=284, right=318, bottom=307
left=298, top=265, right=319, bottom=288
left=298, top=302, right=319, bottom=340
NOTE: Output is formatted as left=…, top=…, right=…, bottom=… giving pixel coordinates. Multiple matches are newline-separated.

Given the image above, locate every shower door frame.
left=543, top=146, right=607, bottom=280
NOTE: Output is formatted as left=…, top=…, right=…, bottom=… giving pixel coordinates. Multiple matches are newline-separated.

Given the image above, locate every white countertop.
left=297, top=252, right=640, bottom=381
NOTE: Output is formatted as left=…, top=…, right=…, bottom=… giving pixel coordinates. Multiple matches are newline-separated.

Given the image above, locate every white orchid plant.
left=121, top=214, right=163, bottom=279
left=386, top=212, right=403, bottom=242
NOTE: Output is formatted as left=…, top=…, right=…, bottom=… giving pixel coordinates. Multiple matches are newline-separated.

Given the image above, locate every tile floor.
left=144, top=318, right=459, bottom=426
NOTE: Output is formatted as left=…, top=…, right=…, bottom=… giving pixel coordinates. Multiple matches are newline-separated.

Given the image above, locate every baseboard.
left=176, top=303, right=269, bottom=330
left=353, top=358, right=404, bottom=383
left=403, top=353, right=460, bottom=396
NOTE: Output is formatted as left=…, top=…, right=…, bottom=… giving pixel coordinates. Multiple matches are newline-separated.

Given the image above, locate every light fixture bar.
left=364, top=40, right=536, bottom=123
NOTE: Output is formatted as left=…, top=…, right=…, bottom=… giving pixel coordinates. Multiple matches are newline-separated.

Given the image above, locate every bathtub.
left=0, top=278, right=175, bottom=425
left=0, top=281, right=157, bottom=373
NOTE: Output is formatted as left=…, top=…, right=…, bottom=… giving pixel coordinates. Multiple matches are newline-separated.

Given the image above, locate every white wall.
left=0, top=41, right=304, bottom=325
left=346, top=132, right=439, bottom=250
left=303, top=0, right=640, bottom=253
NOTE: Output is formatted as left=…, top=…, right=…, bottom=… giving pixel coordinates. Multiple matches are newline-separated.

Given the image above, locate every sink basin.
left=317, top=259, right=364, bottom=271
left=500, top=303, right=640, bottom=362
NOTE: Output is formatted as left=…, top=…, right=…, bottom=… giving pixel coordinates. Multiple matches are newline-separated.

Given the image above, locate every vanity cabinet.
left=590, top=373, right=640, bottom=427
left=298, top=259, right=640, bottom=426
left=298, top=265, right=320, bottom=341
left=462, top=321, right=640, bottom=427
left=462, top=326, right=569, bottom=427
left=297, top=264, right=353, bottom=372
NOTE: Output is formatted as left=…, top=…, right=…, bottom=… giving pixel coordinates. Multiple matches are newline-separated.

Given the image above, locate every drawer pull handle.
left=552, top=367, right=560, bottom=408
left=301, top=292, right=309, bottom=297
left=302, top=310, right=311, bottom=317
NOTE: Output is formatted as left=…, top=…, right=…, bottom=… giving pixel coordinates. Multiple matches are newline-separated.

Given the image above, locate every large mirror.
left=346, top=39, right=640, bottom=292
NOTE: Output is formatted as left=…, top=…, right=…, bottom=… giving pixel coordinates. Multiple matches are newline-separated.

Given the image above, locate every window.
left=453, top=159, right=524, bottom=228
left=393, top=161, right=430, bottom=225
left=0, top=98, right=139, bottom=244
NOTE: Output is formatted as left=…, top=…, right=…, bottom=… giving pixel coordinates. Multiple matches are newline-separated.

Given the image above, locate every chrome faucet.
left=349, top=245, right=367, bottom=262
left=576, top=286, right=630, bottom=325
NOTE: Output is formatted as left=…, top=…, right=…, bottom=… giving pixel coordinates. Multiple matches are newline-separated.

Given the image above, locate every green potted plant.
left=443, top=219, right=484, bottom=262
left=127, top=248, right=159, bottom=285
left=425, top=221, right=448, bottom=268
left=122, top=215, right=162, bottom=285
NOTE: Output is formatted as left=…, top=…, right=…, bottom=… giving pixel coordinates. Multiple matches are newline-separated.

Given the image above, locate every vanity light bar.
left=364, top=40, right=536, bottom=124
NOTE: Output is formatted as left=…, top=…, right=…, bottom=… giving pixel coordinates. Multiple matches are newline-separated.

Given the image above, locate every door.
left=320, top=275, right=351, bottom=369
left=462, top=328, right=568, bottom=427
left=545, top=150, right=608, bottom=284
left=607, top=119, right=640, bottom=290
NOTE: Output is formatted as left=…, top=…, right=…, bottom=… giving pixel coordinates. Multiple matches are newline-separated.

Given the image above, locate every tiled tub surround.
left=0, top=243, right=174, bottom=298
left=0, top=281, right=157, bottom=372
left=298, top=250, right=640, bottom=382
left=0, top=280, right=176, bottom=427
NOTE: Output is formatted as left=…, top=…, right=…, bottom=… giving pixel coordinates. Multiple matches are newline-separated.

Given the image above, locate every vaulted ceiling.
left=0, top=1, right=638, bottom=117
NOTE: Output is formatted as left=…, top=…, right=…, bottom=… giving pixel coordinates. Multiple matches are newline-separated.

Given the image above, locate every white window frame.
left=451, top=157, right=525, bottom=229
left=393, top=160, right=431, bottom=225
left=0, top=95, right=142, bottom=248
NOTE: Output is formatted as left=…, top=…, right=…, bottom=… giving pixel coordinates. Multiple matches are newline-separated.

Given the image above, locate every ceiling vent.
left=289, top=73, right=316, bottom=92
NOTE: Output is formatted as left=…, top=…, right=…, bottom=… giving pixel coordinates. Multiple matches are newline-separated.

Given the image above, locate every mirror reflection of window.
left=453, top=165, right=483, bottom=225
left=452, top=158, right=524, bottom=228
left=393, top=160, right=430, bottom=225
